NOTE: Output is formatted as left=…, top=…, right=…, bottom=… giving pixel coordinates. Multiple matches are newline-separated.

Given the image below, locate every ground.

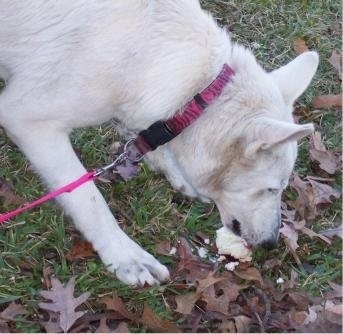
left=0, top=0, right=341, bottom=332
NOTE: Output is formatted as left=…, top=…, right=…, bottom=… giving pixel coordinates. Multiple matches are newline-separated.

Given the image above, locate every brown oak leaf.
left=313, top=94, right=342, bottom=109
left=65, top=237, right=97, bottom=261
left=39, top=277, right=90, bottom=332
left=280, top=222, right=299, bottom=251
left=233, top=266, right=264, bottom=287
left=102, top=293, right=179, bottom=332
left=0, top=302, right=27, bottom=333
left=0, top=177, right=25, bottom=208
left=309, top=131, right=341, bottom=174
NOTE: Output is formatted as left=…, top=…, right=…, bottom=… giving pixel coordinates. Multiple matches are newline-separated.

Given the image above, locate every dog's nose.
left=232, top=219, right=241, bottom=236
left=261, top=239, right=278, bottom=250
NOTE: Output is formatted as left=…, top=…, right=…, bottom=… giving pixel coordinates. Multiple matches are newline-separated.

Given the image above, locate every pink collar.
left=133, top=63, right=235, bottom=156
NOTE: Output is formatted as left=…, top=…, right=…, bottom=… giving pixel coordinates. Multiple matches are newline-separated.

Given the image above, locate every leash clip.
left=93, top=138, right=143, bottom=177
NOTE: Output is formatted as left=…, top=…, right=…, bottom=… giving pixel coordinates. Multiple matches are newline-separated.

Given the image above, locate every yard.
left=0, top=0, right=341, bottom=332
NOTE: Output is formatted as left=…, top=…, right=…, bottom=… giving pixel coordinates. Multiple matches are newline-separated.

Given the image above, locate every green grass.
left=0, top=0, right=342, bottom=332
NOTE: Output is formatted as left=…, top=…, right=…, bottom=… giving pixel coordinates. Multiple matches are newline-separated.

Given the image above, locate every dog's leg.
left=4, top=122, right=169, bottom=286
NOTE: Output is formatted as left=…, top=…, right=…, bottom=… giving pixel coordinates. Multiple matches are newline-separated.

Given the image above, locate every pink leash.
left=0, top=171, right=96, bottom=224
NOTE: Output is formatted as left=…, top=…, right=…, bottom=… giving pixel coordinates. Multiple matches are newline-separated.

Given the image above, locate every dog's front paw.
left=115, top=254, right=170, bottom=286
left=98, top=237, right=170, bottom=286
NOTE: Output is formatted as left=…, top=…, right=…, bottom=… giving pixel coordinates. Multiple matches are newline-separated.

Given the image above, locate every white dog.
left=0, top=0, right=318, bottom=285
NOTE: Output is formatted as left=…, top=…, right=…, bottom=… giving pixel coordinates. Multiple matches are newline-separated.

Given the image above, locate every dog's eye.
left=267, top=188, right=280, bottom=195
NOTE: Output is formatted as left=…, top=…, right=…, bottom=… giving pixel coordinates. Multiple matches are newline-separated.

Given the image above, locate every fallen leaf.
left=0, top=302, right=27, bottom=321
left=101, top=293, right=135, bottom=321
left=233, top=266, right=264, bottom=287
left=103, top=294, right=179, bottom=332
left=288, top=173, right=341, bottom=220
left=293, top=37, right=309, bottom=54
left=280, top=223, right=299, bottom=251
left=39, top=277, right=90, bottom=333
left=0, top=302, right=28, bottom=332
left=175, top=292, right=198, bottom=315
left=307, top=176, right=341, bottom=205
left=66, top=237, right=97, bottom=261
left=328, top=50, right=342, bottom=79
left=40, top=311, right=62, bottom=333
left=0, top=177, right=25, bottom=208
left=196, top=271, right=225, bottom=292
left=287, top=292, right=310, bottom=311
left=325, top=303, right=342, bottom=325
left=319, top=225, right=343, bottom=239
left=289, top=309, right=310, bottom=327
left=326, top=282, right=343, bottom=299
left=288, top=173, right=316, bottom=220
left=175, top=271, right=224, bottom=315
left=95, top=317, right=111, bottom=333
left=232, top=315, right=252, bottom=333
left=313, top=94, right=342, bottom=109
left=309, top=131, right=341, bottom=174
left=292, top=220, right=331, bottom=244
left=140, top=303, right=180, bottom=333
left=114, top=322, right=130, bottom=333
left=218, top=319, right=236, bottom=333
left=176, top=237, right=213, bottom=281
left=201, top=285, right=230, bottom=315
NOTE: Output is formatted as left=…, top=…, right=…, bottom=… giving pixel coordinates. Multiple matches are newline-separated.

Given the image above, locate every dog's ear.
left=245, top=117, right=314, bottom=156
left=270, top=51, right=319, bottom=105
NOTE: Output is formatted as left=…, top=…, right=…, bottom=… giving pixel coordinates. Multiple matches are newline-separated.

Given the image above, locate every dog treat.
left=215, top=226, right=252, bottom=262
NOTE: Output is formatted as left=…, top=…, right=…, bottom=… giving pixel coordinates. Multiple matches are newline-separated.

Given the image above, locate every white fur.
left=0, top=0, right=318, bottom=285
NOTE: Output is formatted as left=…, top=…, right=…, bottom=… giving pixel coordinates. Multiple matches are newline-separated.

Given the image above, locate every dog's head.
left=147, top=51, right=319, bottom=249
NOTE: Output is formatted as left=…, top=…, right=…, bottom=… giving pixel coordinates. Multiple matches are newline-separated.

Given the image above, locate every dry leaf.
left=288, top=173, right=341, bottom=220
left=176, top=237, right=213, bottom=281
left=0, top=301, right=27, bottom=332
left=95, top=317, right=111, bottom=333
left=175, top=292, right=198, bottom=315
left=325, top=303, right=343, bottom=325
left=39, top=277, right=90, bottom=332
left=114, top=322, right=130, bottom=333
left=293, top=37, right=309, bottom=54
left=328, top=50, right=342, bottom=79
left=233, top=266, right=264, bottom=287
left=326, top=282, right=343, bottom=299
left=309, top=131, right=341, bottom=174
left=0, top=177, right=25, bottom=208
left=288, top=173, right=316, bottom=220
left=175, top=271, right=224, bottom=315
left=313, top=94, right=342, bottom=109
left=103, top=294, right=179, bottom=332
left=307, top=177, right=341, bottom=205
left=280, top=223, right=299, bottom=251
left=201, top=285, right=230, bottom=315
left=292, top=220, right=331, bottom=244
left=0, top=302, right=27, bottom=321
left=232, top=315, right=252, bottom=333
left=140, top=303, right=180, bottom=333
left=101, top=293, right=135, bottom=321
left=41, top=311, right=63, bottom=333
left=319, top=225, right=342, bottom=239
left=66, top=237, right=97, bottom=261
